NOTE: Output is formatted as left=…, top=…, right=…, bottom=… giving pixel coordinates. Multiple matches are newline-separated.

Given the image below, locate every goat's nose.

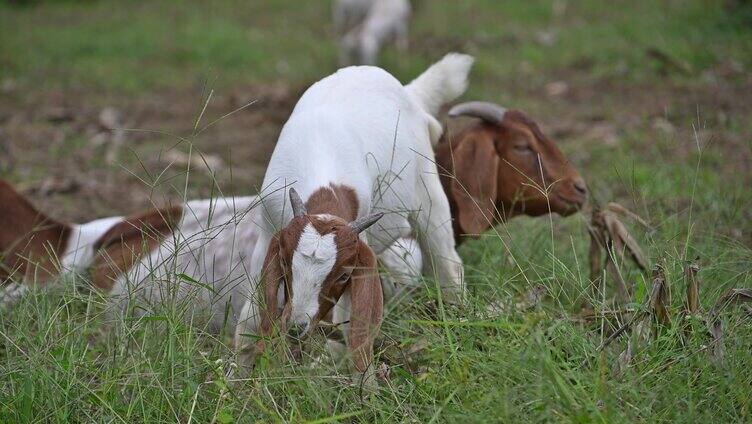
left=288, top=323, right=308, bottom=339
left=572, top=178, right=588, bottom=196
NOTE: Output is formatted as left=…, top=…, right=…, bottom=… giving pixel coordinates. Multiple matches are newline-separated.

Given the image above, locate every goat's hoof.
left=351, top=370, right=379, bottom=394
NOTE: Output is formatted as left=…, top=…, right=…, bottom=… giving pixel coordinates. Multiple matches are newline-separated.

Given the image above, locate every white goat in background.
left=334, top=0, right=411, bottom=66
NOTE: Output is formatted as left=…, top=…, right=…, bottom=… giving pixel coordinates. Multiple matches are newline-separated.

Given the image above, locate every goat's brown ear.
left=256, top=237, right=287, bottom=353
left=449, top=135, right=500, bottom=237
left=348, top=241, right=383, bottom=374
left=0, top=180, right=70, bottom=284
left=89, top=206, right=182, bottom=291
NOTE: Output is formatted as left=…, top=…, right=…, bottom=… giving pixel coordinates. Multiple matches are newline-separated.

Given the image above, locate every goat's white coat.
left=4, top=55, right=473, bottom=353
left=60, top=216, right=124, bottom=272
left=379, top=236, right=422, bottom=298
left=109, top=196, right=263, bottom=332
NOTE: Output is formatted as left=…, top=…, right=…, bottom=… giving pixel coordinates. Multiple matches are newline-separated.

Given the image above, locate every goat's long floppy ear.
left=450, top=135, right=500, bottom=237
left=256, top=237, right=287, bottom=353
left=90, top=206, right=182, bottom=291
left=348, top=242, right=383, bottom=374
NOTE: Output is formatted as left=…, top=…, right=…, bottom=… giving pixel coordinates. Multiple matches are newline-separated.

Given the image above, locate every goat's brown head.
left=257, top=188, right=383, bottom=364
left=437, top=101, right=587, bottom=239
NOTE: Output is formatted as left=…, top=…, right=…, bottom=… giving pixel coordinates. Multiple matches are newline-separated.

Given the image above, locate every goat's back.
left=259, top=65, right=434, bottom=230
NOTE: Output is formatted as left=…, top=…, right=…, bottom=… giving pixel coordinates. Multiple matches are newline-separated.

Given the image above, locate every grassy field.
left=1, top=0, right=752, bottom=422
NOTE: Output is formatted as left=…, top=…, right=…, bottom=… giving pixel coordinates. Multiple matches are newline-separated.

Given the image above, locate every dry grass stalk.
left=585, top=203, right=650, bottom=308
left=612, top=339, right=633, bottom=378
left=707, top=288, right=752, bottom=365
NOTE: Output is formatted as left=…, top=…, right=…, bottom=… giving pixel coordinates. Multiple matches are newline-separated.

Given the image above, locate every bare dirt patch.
left=0, top=81, right=303, bottom=222
left=1, top=67, right=750, bottom=226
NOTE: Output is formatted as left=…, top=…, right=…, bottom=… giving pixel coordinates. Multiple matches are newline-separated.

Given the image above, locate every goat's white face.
left=288, top=222, right=338, bottom=336
left=259, top=188, right=385, bottom=344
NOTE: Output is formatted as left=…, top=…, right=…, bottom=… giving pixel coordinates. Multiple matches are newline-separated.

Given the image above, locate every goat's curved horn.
left=448, top=101, right=507, bottom=125
left=289, top=188, right=307, bottom=218
left=348, top=212, right=384, bottom=234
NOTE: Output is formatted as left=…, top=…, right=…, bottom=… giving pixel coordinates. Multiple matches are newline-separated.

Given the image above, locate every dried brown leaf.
left=708, top=318, right=725, bottom=365
left=582, top=227, right=603, bottom=311
left=606, top=254, right=632, bottom=302
left=605, top=202, right=652, bottom=230
left=710, top=288, right=752, bottom=315
left=588, top=226, right=603, bottom=284
left=649, top=265, right=670, bottom=332
left=744, top=304, right=752, bottom=318
left=586, top=204, right=650, bottom=306
left=684, top=261, right=701, bottom=316
left=604, top=213, right=649, bottom=271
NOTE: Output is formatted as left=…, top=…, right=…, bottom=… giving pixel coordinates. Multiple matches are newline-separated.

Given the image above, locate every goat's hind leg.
left=412, top=173, right=465, bottom=303
left=378, top=236, right=423, bottom=302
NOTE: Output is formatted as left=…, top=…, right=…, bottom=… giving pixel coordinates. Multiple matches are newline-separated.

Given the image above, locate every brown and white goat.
left=438, top=101, right=587, bottom=241
left=0, top=179, right=181, bottom=306
left=249, top=188, right=384, bottom=377
left=0, top=178, right=383, bottom=378
left=380, top=102, right=587, bottom=293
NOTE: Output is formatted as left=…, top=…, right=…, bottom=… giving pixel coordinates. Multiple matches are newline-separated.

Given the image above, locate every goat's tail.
left=406, top=53, right=474, bottom=117
left=405, top=53, right=474, bottom=146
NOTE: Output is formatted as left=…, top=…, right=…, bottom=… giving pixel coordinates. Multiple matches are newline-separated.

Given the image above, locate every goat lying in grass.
left=0, top=181, right=269, bottom=333
left=0, top=180, right=142, bottom=305
left=380, top=101, right=587, bottom=294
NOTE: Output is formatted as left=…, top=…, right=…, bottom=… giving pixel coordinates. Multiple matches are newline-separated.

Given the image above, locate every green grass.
left=1, top=0, right=752, bottom=422
left=2, top=0, right=751, bottom=93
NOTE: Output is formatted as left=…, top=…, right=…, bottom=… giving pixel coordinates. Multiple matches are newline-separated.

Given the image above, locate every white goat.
left=234, top=53, right=474, bottom=383
left=335, top=0, right=411, bottom=65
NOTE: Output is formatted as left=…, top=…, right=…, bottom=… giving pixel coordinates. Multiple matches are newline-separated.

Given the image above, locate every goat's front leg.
left=413, top=172, right=465, bottom=303
left=326, top=290, right=350, bottom=366
left=233, top=299, right=262, bottom=374
left=394, top=21, right=409, bottom=52
left=327, top=290, right=378, bottom=390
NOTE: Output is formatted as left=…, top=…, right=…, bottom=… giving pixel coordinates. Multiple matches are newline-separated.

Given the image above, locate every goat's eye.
left=337, top=272, right=351, bottom=284
left=514, top=144, right=533, bottom=153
